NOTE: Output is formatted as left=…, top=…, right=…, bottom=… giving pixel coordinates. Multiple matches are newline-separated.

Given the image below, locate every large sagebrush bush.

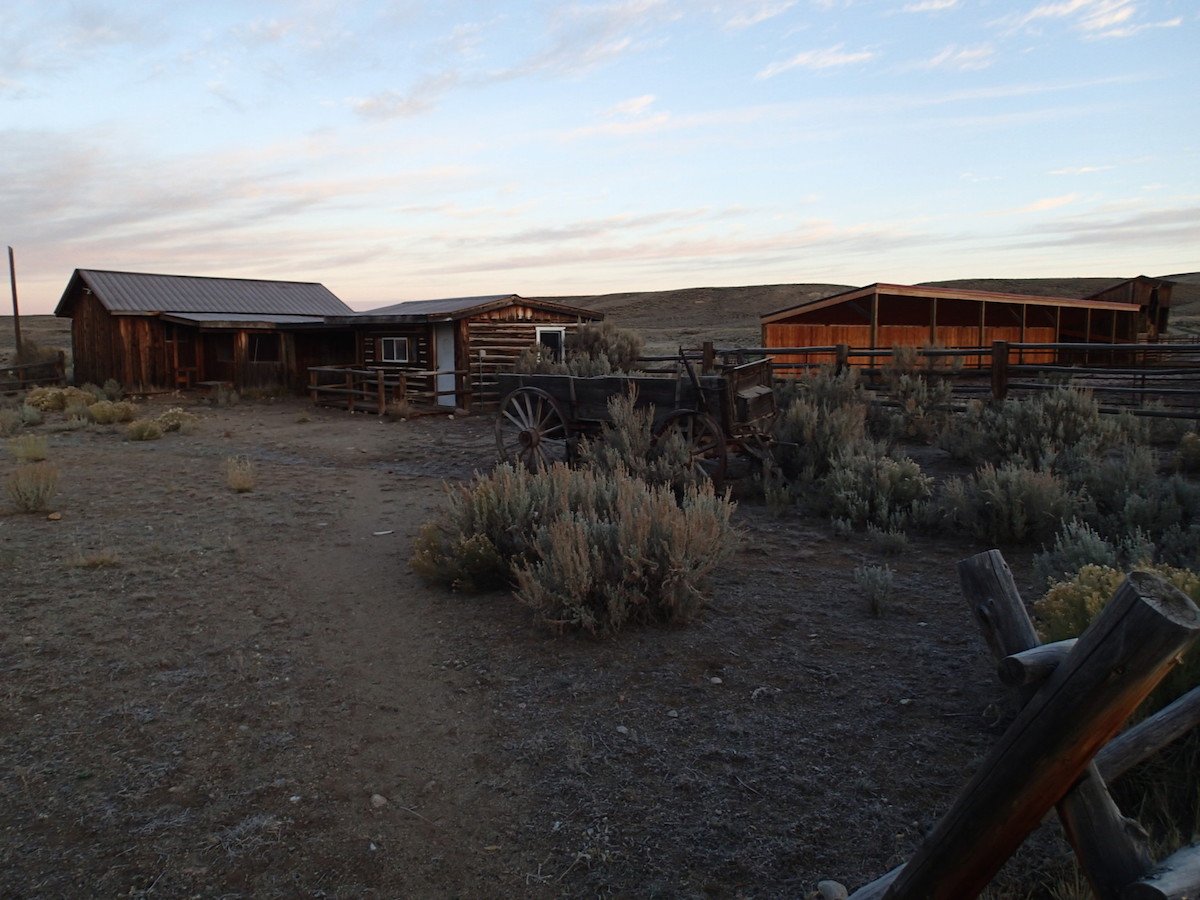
left=1033, top=518, right=1153, bottom=587
left=773, top=367, right=870, bottom=480
left=411, top=463, right=736, bottom=633
left=514, top=322, right=644, bottom=376
left=5, top=462, right=58, bottom=512
left=940, top=462, right=1080, bottom=544
left=820, top=440, right=932, bottom=530
left=941, top=386, right=1131, bottom=470
left=575, top=390, right=704, bottom=493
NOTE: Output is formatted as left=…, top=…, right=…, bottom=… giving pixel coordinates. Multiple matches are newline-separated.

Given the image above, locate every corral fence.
left=308, top=365, right=464, bottom=414
left=662, top=340, right=1200, bottom=421
left=0, top=354, right=67, bottom=393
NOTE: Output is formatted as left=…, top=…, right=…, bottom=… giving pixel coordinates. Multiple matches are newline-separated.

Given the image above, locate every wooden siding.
left=357, top=325, right=432, bottom=371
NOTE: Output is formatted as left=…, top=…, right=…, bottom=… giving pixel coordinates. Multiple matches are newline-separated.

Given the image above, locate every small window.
left=380, top=337, right=410, bottom=363
left=536, top=326, right=565, bottom=362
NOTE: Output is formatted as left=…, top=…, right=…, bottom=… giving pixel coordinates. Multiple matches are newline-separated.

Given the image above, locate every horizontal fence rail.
left=308, top=365, right=463, bottom=414
left=0, top=355, right=67, bottom=393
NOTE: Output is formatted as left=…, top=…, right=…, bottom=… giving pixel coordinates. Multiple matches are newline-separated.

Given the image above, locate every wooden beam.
left=999, top=639, right=1077, bottom=687
left=869, top=291, right=879, bottom=351
left=1122, top=843, right=1200, bottom=900
left=884, top=571, right=1199, bottom=899
left=929, top=297, right=937, bottom=346
left=1096, top=685, right=1200, bottom=784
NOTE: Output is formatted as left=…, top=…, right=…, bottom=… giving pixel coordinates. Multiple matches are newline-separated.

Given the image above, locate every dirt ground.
left=1, top=390, right=1086, bottom=898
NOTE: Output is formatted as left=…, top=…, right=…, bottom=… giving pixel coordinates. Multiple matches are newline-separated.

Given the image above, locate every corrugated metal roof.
left=72, top=269, right=353, bottom=316
left=161, top=312, right=327, bottom=326
left=361, top=295, right=516, bottom=317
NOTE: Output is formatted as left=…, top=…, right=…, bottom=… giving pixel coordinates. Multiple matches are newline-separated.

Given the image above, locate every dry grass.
left=71, top=549, right=121, bottom=568
left=5, top=462, right=59, bottom=512
left=8, top=433, right=48, bottom=462
left=224, top=455, right=256, bottom=493
left=126, top=419, right=163, bottom=441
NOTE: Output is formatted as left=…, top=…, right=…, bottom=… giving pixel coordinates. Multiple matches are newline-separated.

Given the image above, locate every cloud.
left=993, top=193, right=1081, bottom=215
left=917, top=43, right=995, bottom=71
left=1001, top=0, right=1182, bottom=39
left=352, top=71, right=461, bottom=119
left=1048, top=164, right=1115, bottom=175
left=608, top=94, right=657, bottom=116
left=724, top=1, right=797, bottom=29
left=903, top=0, right=958, bottom=11
left=757, top=43, right=876, bottom=78
left=1013, top=204, right=1200, bottom=249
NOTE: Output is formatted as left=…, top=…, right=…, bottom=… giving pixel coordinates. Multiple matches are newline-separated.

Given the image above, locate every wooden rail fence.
left=308, top=365, right=463, bottom=414
left=0, top=355, right=66, bottom=393
left=845, top=550, right=1200, bottom=900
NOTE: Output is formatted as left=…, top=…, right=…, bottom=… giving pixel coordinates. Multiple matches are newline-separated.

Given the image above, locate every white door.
left=434, top=323, right=456, bottom=407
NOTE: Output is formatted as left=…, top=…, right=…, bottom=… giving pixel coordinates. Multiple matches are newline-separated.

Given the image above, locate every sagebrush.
left=5, top=462, right=59, bottom=512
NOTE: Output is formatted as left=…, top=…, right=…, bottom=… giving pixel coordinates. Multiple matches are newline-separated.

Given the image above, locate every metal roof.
left=57, top=269, right=353, bottom=317
left=361, top=295, right=517, bottom=317
left=160, top=312, right=327, bottom=327
left=761, top=282, right=1142, bottom=324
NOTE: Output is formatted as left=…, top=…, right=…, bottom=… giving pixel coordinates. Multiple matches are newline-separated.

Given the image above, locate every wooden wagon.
left=495, top=356, right=777, bottom=482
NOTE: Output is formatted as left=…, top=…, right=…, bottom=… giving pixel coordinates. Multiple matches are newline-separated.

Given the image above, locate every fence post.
left=345, top=370, right=354, bottom=411
left=309, top=369, right=318, bottom=406
left=376, top=369, right=386, bottom=416
left=702, top=341, right=715, bottom=373
left=991, top=341, right=1009, bottom=401
left=835, top=344, right=850, bottom=375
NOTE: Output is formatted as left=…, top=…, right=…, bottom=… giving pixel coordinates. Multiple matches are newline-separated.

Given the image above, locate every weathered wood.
left=886, top=572, right=1199, bottom=899
left=999, top=639, right=1077, bottom=687
left=8, top=245, right=21, bottom=355
left=956, top=551, right=1153, bottom=899
left=1122, top=843, right=1200, bottom=900
left=991, top=341, right=1009, bottom=400
left=1097, top=685, right=1200, bottom=784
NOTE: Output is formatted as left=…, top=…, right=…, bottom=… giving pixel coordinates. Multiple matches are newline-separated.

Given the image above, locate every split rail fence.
left=0, top=355, right=66, bottom=393
left=844, top=550, right=1200, bottom=900
left=308, top=365, right=463, bottom=414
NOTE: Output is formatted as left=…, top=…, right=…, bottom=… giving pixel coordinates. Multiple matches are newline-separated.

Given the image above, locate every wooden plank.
left=1096, top=686, right=1200, bottom=783
left=1122, top=843, right=1200, bottom=900
left=999, top=639, right=1077, bottom=687
left=884, top=571, right=1198, bottom=899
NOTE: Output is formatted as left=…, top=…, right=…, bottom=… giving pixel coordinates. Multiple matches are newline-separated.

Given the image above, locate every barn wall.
left=356, top=324, right=431, bottom=370
left=68, top=294, right=171, bottom=390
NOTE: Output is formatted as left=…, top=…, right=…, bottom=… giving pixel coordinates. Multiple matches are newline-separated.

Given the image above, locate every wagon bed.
left=495, top=356, right=777, bottom=481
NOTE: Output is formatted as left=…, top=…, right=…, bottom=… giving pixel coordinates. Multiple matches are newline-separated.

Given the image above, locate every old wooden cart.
left=495, top=356, right=777, bottom=482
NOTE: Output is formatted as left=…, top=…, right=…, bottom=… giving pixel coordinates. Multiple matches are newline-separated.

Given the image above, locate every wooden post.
left=978, top=300, right=987, bottom=365
left=884, top=571, right=1198, bottom=899
left=701, top=341, right=715, bottom=374
left=346, top=370, right=354, bottom=410
left=1096, top=685, right=1200, bottom=783
left=7, top=246, right=21, bottom=357
left=991, top=341, right=1009, bottom=401
left=376, top=369, right=386, bottom=415
left=929, top=297, right=937, bottom=347
left=835, top=344, right=850, bottom=375
left=869, top=292, right=879, bottom=353
left=309, top=369, right=318, bottom=405
left=1123, top=844, right=1200, bottom=900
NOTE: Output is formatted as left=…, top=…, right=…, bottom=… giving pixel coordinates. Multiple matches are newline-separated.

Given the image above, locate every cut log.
left=884, top=570, right=1199, bottom=899
left=999, top=639, right=1077, bottom=687
left=1121, top=843, right=1200, bottom=900
left=1097, top=685, right=1200, bottom=783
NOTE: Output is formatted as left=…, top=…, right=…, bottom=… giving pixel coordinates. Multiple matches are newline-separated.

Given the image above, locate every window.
left=380, top=336, right=410, bottom=363
left=536, top=326, right=565, bottom=362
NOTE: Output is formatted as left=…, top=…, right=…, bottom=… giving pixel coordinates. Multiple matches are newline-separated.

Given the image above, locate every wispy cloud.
left=992, top=193, right=1081, bottom=215
left=352, top=72, right=461, bottom=119
left=1014, top=204, right=1200, bottom=249
left=757, top=43, right=876, bottom=78
left=1048, top=164, right=1115, bottom=175
left=1001, top=0, right=1182, bottom=39
left=903, top=0, right=958, bottom=11
left=916, top=43, right=995, bottom=71
left=724, top=1, right=797, bottom=29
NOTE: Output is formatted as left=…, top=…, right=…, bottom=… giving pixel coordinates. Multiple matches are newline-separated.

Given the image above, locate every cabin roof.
left=761, top=282, right=1143, bottom=324
left=55, top=269, right=353, bottom=317
left=338, top=293, right=603, bottom=324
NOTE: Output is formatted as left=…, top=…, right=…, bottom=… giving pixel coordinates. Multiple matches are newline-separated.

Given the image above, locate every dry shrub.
left=102, top=378, right=123, bottom=401
left=225, top=455, right=256, bottom=492
left=853, top=563, right=894, bottom=617
left=88, top=400, right=136, bottom=425
left=942, top=386, right=1132, bottom=470
left=575, top=389, right=706, bottom=492
left=385, top=399, right=413, bottom=420
left=821, top=441, right=932, bottom=531
left=0, top=408, right=21, bottom=437
left=24, top=386, right=66, bottom=411
left=877, top=371, right=954, bottom=444
left=19, top=405, right=43, bottom=427
left=13, top=339, right=61, bottom=366
left=1176, top=432, right=1200, bottom=473
left=126, top=419, right=163, bottom=441
left=411, top=463, right=737, bottom=633
left=8, top=433, right=48, bottom=462
left=514, top=323, right=644, bottom=376
left=5, top=462, right=58, bottom=512
left=941, top=463, right=1080, bottom=544
left=62, top=401, right=94, bottom=425
left=773, top=367, right=869, bottom=480
left=157, top=407, right=199, bottom=433
left=72, top=549, right=120, bottom=568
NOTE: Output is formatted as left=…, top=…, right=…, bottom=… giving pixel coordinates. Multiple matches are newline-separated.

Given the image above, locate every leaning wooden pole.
left=883, top=571, right=1199, bottom=899
left=8, top=245, right=21, bottom=356
left=958, top=551, right=1152, bottom=899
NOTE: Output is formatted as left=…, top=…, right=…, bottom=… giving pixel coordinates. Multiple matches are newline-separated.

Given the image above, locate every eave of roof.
left=329, top=293, right=604, bottom=324
left=761, top=282, right=1144, bottom=324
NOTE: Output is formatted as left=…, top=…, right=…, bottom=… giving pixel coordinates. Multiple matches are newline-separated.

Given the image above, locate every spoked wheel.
left=654, top=410, right=728, bottom=486
left=496, top=387, right=571, bottom=471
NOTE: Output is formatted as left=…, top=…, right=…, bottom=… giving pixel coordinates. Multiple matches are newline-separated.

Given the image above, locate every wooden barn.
left=761, top=281, right=1165, bottom=369
left=328, top=294, right=603, bottom=409
left=55, top=269, right=356, bottom=392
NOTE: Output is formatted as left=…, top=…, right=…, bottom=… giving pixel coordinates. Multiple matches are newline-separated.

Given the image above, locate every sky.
left=2, top=0, right=1197, bottom=314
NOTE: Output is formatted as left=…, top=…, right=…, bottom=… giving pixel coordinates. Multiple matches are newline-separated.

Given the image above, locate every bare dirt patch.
left=2, top=395, right=1066, bottom=896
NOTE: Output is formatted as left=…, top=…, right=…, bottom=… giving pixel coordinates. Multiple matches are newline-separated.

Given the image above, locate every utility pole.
left=8, top=246, right=21, bottom=357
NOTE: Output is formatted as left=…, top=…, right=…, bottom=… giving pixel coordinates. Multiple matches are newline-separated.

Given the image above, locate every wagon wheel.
left=496, top=387, right=571, bottom=471
left=654, top=410, right=728, bottom=486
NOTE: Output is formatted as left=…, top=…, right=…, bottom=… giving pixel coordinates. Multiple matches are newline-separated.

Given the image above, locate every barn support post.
left=345, top=370, right=354, bottom=410
left=928, top=297, right=938, bottom=347
left=991, top=341, right=1009, bottom=401
left=835, top=344, right=850, bottom=375
left=309, top=369, right=318, bottom=405
left=978, top=300, right=987, bottom=365
left=869, top=291, right=879, bottom=352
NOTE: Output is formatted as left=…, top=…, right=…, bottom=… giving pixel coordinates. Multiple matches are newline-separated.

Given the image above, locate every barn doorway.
left=434, top=323, right=456, bottom=407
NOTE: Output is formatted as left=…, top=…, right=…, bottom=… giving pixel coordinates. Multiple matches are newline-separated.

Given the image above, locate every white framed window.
left=380, top=336, right=410, bottom=363
left=535, top=326, right=566, bottom=362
